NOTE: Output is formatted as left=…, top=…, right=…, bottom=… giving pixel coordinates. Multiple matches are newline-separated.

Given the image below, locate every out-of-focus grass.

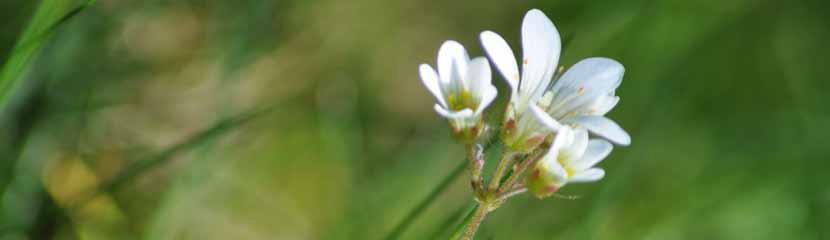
left=1, top=0, right=829, bottom=239
left=0, top=0, right=93, bottom=111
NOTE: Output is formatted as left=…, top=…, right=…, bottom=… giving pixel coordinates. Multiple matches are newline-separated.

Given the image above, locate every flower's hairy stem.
left=499, top=185, right=527, bottom=201
left=488, top=152, right=517, bottom=192
left=466, top=144, right=485, bottom=197
left=448, top=205, right=478, bottom=240
left=461, top=203, right=491, bottom=240
left=455, top=149, right=540, bottom=240
left=498, top=149, right=544, bottom=194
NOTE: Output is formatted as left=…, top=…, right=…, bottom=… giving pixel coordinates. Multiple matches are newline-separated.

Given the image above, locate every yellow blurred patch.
left=42, top=156, right=132, bottom=238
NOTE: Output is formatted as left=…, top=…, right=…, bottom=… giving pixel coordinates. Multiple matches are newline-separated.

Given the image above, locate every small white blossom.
left=419, top=41, right=498, bottom=138
left=526, top=125, right=613, bottom=198
left=481, top=9, right=630, bottom=149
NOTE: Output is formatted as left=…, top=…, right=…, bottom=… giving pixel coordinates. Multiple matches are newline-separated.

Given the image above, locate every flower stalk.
left=466, top=144, right=485, bottom=198
left=458, top=150, right=543, bottom=240
left=499, top=185, right=528, bottom=201
left=461, top=201, right=492, bottom=240
left=487, top=151, right=517, bottom=192
left=417, top=8, right=632, bottom=240
left=498, top=148, right=545, bottom=194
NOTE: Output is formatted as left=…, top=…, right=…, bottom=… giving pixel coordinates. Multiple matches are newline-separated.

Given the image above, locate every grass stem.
left=384, top=161, right=466, bottom=240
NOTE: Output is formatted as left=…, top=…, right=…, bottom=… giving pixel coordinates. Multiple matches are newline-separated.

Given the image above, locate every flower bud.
left=525, top=162, right=565, bottom=199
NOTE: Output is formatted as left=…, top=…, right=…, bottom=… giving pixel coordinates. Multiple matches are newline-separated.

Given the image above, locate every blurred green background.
left=1, top=0, right=829, bottom=239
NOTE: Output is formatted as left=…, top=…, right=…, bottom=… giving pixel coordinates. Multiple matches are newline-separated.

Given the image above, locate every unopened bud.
left=525, top=163, right=564, bottom=199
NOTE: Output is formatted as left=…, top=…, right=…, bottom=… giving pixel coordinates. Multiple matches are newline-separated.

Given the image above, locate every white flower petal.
left=418, top=64, right=446, bottom=108
left=568, top=168, right=605, bottom=183
left=550, top=124, right=573, bottom=152
left=476, top=85, right=498, bottom=114
left=574, top=139, right=613, bottom=170
left=570, top=116, right=631, bottom=146
left=539, top=146, right=568, bottom=182
left=434, top=104, right=475, bottom=119
left=591, top=94, right=620, bottom=116
left=448, top=59, right=465, bottom=94
left=530, top=105, right=562, bottom=131
left=519, top=9, right=561, bottom=103
left=561, top=127, right=588, bottom=164
left=480, top=31, right=519, bottom=96
left=551, top=58, right=623, bottom=97
left=548, top=58, right=624, bottom=117
left=437, top=40, right=470, bottom=86
left=466, top=57, right=491, bottom=101
left=546, top=159, right=569, bottom=183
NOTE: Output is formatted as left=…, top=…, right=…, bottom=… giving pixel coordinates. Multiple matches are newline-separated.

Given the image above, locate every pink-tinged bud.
left=525, top=165, right=562, bottom=199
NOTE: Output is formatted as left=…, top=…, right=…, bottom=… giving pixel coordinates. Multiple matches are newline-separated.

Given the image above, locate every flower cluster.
left=418, top=9, right=631, bottom=239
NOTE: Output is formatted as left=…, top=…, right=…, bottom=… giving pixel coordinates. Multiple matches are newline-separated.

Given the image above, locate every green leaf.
left=0, top=0, right=96, bottom=112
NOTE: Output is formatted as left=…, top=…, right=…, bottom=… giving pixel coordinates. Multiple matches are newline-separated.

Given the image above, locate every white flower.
left=419, top=40, right=498, bottom=136
left=526, top=125, right=613, bottom=198
left=531, top=58, right=631, bottom=146
left=481, top=9, right=630, bottom=149
left=480, top=9, right=560, bottom=150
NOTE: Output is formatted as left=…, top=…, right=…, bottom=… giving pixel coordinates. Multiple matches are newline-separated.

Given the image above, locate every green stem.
left=488, top=152, right=516, bottom=191
left=498, top=149, right=544, bottom=193
left=466, top=144, right=484, bottom=197
left=388, top=135, right=500, bottom=240
left=384, top=161, right=466, bottom=240
left=499, top=186, right=527, bottom=201
left=448, top=205, right=478, bottom=240
left=427, top=203, right=474, bottom=239
left=461, top=203, right=490, bottom=240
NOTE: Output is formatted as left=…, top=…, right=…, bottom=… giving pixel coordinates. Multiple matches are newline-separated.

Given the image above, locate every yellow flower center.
left=446, top=90, right=477, bottom=111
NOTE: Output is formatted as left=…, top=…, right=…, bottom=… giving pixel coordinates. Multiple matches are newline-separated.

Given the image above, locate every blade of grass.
left=384, top=160, right=466, bottom=240
left=101, top=110, right=263, bottom=191
left=0, top=0, right=96, bottom=112
left=427, top=203, right=476, bottom=239
left=384, top=131, right=501, bottom=240
left=68, top=103, right=280, bottom=210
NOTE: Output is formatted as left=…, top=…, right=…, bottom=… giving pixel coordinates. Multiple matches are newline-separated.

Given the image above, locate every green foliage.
left=1, top=0, right=829, bottom=239
left=0, top=0, right=94, bottom=111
